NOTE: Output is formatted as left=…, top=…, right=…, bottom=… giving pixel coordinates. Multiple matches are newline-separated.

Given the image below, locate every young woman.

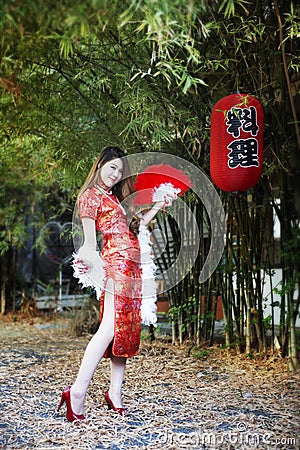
left=57, top=146, right=175, bottom=421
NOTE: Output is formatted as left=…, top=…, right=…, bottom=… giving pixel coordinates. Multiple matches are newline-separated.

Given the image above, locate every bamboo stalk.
left=288, top=290, right=298, bottom=370
left=273, top=0, right=300, bottom=149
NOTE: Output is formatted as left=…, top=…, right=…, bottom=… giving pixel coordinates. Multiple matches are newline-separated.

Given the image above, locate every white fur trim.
left=72, top=247, right=106, bottom=299
left=152, top=183, right=181, bottom=203
left=138, top=224, right=158, bottom=326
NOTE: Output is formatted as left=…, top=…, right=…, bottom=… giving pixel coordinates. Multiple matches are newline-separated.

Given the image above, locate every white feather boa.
left=72, top=247, right=106, bottom=300
left=72, top=225, right=158, bottom=326
left=138, top=224, right=158, bottom=327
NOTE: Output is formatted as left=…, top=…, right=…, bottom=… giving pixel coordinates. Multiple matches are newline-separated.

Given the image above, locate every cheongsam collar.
left=95, top=183, right=112, bottom=195
left=95, top=184, right=126, bottom=215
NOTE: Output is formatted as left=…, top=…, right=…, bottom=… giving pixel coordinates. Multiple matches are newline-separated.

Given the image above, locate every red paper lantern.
left=210, top=93, right=264, bottom=192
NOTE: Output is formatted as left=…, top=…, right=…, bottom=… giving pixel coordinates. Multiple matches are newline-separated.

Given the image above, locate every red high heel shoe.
left=57, top=386, right=85, bottom=422
left=104, top=390, right=128, bottom=416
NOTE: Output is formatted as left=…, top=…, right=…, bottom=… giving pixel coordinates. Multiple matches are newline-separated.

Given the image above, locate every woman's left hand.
left=154, top=192, right=178, bottom=210
left=164, top=192, right=178, bottom=206
left=140, top=192, right=178, bottom=227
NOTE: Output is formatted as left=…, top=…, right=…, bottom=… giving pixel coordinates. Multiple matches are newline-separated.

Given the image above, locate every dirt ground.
left=0, top=316, right=299, bottom=450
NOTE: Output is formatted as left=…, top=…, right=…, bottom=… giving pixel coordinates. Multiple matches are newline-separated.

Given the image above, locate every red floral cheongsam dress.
left=78, top=186, right=142, bottom=358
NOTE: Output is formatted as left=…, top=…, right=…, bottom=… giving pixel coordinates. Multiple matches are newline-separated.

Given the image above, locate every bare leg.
left=70, top=279, right=115, bottom=415
left=108, top=356, right=127, bottom=408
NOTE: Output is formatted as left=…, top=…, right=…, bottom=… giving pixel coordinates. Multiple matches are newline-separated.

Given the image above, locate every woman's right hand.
left=73, top=257, right=90, bottom=274
left=75, top=246, right=94, bottom=273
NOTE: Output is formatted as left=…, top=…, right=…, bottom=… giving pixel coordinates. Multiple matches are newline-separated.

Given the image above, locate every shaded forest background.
left=0, top=0, right=299, bottom=369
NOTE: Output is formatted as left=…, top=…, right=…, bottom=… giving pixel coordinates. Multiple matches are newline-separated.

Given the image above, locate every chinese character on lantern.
left=210, top=94, right=264, bottom=192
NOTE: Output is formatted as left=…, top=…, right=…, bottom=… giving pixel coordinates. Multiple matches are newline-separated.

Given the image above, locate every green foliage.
left=218, top=0, right=250, bottom=18
left=193, top=348, right=213, bottom=359
left=262, top=315, right=272, bottom=332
